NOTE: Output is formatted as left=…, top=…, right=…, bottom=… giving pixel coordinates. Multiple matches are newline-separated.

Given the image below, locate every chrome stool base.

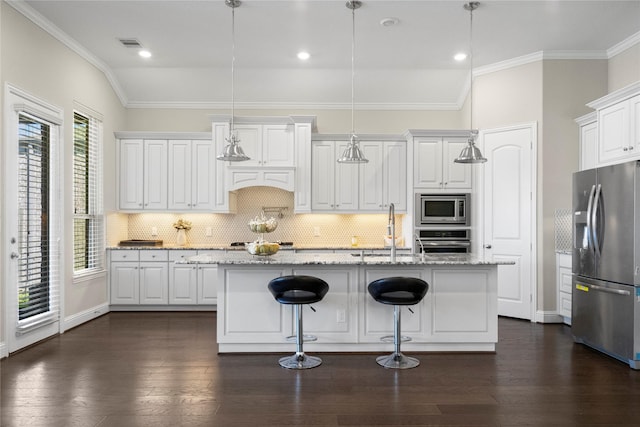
left=278, top=352, right=322, bottom=370
left=376, top=352, right=420, bottom=369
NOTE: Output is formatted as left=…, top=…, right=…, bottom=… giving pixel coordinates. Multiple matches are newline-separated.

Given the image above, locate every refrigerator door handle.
left=586, top=184, right=596, bottom=252
left=588, top=284, right=631, bottom=296
left=592, top=184, right=602, bottom=257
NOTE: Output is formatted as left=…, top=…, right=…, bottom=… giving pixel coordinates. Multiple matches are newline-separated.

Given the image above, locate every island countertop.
left=178, top=251, right=512, bottom=266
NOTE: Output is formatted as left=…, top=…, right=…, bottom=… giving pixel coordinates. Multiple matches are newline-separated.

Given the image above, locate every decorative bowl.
left=248, top=217, right=278, bottom=233
left=246, top=241, right=280, bottom=256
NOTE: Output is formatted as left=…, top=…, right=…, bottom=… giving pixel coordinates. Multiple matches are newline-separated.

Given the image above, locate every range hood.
left=226, top=167, right=295, bottom=192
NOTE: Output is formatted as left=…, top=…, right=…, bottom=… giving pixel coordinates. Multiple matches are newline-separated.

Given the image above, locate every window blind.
left=73, top=111, right=104, bottom=275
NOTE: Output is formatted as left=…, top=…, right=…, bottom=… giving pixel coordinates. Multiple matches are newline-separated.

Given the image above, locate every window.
left=73, top=110, right=104, bottom=275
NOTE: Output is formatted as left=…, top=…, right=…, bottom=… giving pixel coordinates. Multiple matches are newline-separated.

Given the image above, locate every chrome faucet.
left=387, top=203, right=396, bottom=262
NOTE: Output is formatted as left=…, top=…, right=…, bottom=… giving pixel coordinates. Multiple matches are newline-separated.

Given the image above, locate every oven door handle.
left=421, top=240, right=471, bottom=247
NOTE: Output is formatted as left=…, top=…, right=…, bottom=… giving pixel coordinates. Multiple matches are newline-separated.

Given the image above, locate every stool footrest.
left=286, top=334, right=318, bottom=343
left=380, top=335, right=412, bottom=343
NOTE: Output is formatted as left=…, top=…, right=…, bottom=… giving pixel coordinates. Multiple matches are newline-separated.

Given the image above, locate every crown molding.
left=608, top=31, right=640, bottom=58
left=7, top=0, right=129, bottom=107
left=126, top=100, right=462, bottom=111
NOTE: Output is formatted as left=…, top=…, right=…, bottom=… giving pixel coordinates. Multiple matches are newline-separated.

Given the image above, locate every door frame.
left=3, top=83, right=65, bottom=356
left=473, top=122, right=538, bottom=322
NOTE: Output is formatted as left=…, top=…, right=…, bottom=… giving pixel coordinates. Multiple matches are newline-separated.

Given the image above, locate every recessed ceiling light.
left=138, top=50, right=152, bottom=59
left=297, top=51, right=310, bottom=60
left=454, top=52, right=467, bottom=61
left=380, top=17, right=399, bottom=27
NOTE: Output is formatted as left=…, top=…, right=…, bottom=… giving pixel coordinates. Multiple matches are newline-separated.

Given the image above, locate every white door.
left=4, top=86, right=62, bottom=353
left=480, top=124, right=535, bottom=320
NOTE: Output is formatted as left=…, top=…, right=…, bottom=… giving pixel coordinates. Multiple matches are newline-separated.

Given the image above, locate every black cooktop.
left=230, top=241, right=293, bottom=247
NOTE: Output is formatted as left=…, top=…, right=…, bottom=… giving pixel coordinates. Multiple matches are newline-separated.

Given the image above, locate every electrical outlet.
left=151, top=227, right=158, bottom=236
left=336, top=309, right=346, bottom=323
left=205, top=226, right=213, bottom=237
left=313, top=226, right=321, bottom=237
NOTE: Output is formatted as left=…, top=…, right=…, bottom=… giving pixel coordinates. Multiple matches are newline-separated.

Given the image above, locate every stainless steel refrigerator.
left=572, top=160, right=640, bottom=369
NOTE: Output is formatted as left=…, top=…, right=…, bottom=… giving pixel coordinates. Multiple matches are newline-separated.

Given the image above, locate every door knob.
left=484, top=244, right=492, bottom=249
left=11, top=252, right=19, bottom=259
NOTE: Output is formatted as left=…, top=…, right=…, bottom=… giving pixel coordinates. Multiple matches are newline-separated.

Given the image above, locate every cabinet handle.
left=629, top=146, right=634, bottom=150
left=624, top=147, right=629, bottom=151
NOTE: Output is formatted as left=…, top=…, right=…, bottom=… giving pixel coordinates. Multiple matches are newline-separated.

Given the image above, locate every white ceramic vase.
left=176, top=229, right=187, bottom=246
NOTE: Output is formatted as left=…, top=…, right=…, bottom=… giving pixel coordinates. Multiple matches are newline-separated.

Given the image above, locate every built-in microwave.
left=415, top=193, right=469, bottom=226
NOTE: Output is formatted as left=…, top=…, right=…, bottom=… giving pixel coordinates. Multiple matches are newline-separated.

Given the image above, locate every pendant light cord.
left=230, top=3, right=236, bottom=139
left=351, top=2, right=355, bottom=138
left=469, top=3, right=473, bottom=134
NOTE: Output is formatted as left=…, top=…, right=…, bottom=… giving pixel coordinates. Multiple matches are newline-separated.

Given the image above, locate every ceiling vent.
left=118, top=38, right=143, bottom=48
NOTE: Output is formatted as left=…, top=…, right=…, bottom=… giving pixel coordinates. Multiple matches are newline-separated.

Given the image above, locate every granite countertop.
left=108, top=244, right=412, bottom=251
left=176, top=252, right=513, bottom=266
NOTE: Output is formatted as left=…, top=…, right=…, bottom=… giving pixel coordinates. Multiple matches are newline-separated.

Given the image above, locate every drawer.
left=140, top=250, right=168, bottom=262
left=110, top=250, right=139, bottom=262
left=169, top=250, right=198, bottom=262
left=559, top=267, right=573, bottom=294
left=559, top=291, right=572, bottom=318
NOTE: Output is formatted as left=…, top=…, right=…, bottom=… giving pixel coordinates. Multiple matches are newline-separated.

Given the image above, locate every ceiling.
left=13, top=0, right=640, bottom=109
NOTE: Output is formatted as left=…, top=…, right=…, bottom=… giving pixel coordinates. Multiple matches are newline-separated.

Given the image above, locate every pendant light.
left=217, top=0, right=250, bottom=162
left=338, top=0, right=368, bottom=164
left=455, top=1, right=487, bottom=164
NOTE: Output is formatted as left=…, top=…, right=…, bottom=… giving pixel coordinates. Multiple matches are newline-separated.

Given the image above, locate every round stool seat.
left=268, top=275, right=329, bottom=305
left=367, top=277, right=429, bottom=370
left=268, top=275, right=329, bottom=370
left=368, top=277, right=428, bottom=306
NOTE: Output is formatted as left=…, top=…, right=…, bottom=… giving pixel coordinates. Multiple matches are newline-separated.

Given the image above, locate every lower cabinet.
left=110, top=250, right=168, bottom=305
left=556, top=253, right=572, bottom=325
left=109, top=249, right=217, bottom=307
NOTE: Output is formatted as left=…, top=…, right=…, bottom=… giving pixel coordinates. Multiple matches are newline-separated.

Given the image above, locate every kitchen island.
left=181, top=252, right=512, bottom=353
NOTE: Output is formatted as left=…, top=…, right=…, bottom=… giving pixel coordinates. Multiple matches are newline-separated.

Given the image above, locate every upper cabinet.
left=576, top=112, right=597, bottom=171
left=408, top=131, right=473, bottom=191
left=118, top=139, right=168, bottom=210
left=586, top=82, right=640, bottom=167
left=167, top=139, right=215, bottom=211
left=233, top=123, right=295, bottom=167
left=359, top=141, right=407, bottom=212
left=311, top=140, right=359, bottom=211
left=116, top=132, right=213, bottom=212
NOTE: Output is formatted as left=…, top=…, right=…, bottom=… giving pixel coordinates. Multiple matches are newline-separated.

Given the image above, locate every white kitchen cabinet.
left=587, top=83, right=640, bottom=166
left=556, top=253, right=572, bottom=325
left=168, top=139, right=215, bottom=211
left=168, top=250, right=218, bottom=305
left=110, top=250, right=168, bottom=305
left=359, top=141, right=407, bottom=212
left=311, top=140, right=358, bottom=211
left=413, top=136, right=472, bottom=190
left=118, top=139, right=168, bottom=210
left=576, top=113, right=597, bottom=171
left=232, top=124, right=295, bottom=167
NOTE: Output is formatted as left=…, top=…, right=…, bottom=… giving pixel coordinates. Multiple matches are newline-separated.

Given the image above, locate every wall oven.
left=415, top=193, right=469, bottom=226
left=414, top=229, right=471, bottom=254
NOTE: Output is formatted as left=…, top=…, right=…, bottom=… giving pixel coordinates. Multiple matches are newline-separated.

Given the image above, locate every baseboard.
left=63, top=303, right=110, bottom=332
left=535, top=310, right=564, bottom=324
left=109, top=305, right=217, bottom=312
left=0, top=341, right=7, bottom=359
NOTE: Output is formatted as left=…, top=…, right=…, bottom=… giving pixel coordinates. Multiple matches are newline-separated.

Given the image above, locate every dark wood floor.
left=2, top=313, right=639, bottom=427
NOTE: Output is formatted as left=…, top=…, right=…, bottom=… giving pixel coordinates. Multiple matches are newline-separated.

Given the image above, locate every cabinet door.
left=139, top=262, right=168, bottom=304
left=334, top=141, right=359, bottom=211
left=359, top=142, right=384, bottom=211
left=580, top=121, right=598, bottom=171
left=599, top=101, right=629, bottom=164
left=443, top=138, right=472, bottom=190
left=119, top=139, right=144, bottom=209
left=168, top=140, right=192, bottom=211
left=414, top=138, right=443, bottom=188
left=631, top=94, right=640, bottom=153
left=234, top=125, right=261, bottom=167
left=110, top=262, right=139, bottom=304
left=169, top=264, right=198, bottom=305
left=262, top=124, right=295, bottom=166
left=384, top=142, right=407, bottom=211
left=191, top=140, right=216, bottom=210
left=311, top=141, right=336, bottom=210
left=143, top=139, right=168, bottom=209
left=198, top=265, right=218, bottom=305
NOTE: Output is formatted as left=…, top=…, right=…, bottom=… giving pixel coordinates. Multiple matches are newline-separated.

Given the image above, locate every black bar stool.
left=367, top=277, right=429, bottom=369
left=268, top=275, right=329, bottom=369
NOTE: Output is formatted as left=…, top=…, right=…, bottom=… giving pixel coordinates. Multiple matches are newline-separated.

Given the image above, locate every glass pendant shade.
left=217, top=134, right=249, bottom=162
left=338, top=134, right=369, bottom=164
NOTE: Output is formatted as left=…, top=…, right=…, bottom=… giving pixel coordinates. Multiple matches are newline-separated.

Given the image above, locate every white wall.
left=1, top=3, right=126, bottom=349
